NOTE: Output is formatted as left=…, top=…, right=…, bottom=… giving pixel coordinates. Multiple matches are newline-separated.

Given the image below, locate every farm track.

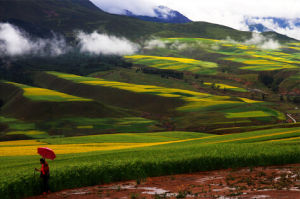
left=27, top=163, right=300, bottom=199
left=287, top=113, right=297, bottom=123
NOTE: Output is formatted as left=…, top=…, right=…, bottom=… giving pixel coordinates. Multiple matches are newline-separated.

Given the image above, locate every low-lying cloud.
left=76, top=31, right=138, bottom=55
left=225, top=33, right=281, bottom=49
left=0, top=23, right=139, bottom=57
left=244, top=33, right=281, bottom=49
left=245, top=17, right=300, bottom=40
left=0, top=23, right=68, bottom=57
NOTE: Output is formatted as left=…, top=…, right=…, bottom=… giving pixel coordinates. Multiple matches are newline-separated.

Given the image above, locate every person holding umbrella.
left=35, top=147, right=56, bottom=194
left=35, top=158, right=50, bottom=194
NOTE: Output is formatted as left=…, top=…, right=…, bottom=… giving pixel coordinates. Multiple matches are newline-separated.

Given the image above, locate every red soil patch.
left=28, top=164, right=300, bottom=199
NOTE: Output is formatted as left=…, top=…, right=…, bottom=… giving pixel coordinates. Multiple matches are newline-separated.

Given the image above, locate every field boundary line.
left=203, top=130, right=300, bottom=145
left=263, top=136, right=300, bottom=142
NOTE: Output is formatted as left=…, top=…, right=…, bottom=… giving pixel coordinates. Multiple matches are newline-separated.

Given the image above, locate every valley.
left=0, top=1, right=300, bottom=198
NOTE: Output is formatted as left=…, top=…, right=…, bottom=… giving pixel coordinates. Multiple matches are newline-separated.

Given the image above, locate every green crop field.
left=1, top=128, right=300, bottom=199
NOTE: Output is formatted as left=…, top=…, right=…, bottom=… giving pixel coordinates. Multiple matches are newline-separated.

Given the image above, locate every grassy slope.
left=34, top=71, right=185, bottom=117
left=0, top=81, right=131, bottom=121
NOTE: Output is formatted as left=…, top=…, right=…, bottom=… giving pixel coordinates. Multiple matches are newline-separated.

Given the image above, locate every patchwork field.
left=125, top=55, right=218, bottom=75
left=136, top=37, right=300, bottom=72
left=1, top=129, right=300, bottom=198
left=46, top=71, right=284, bottom=125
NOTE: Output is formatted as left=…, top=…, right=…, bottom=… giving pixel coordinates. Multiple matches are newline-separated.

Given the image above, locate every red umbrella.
left=37, top=147, right=56, bottom=160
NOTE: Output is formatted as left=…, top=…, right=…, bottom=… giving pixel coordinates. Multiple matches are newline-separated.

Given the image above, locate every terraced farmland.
left=5, top=81, right=92, bottom=102
left=125, top=55, right=218, bottom=75
left=143, top=37, right=300, bottom=72
left=46, top=71, right=284, bottom=124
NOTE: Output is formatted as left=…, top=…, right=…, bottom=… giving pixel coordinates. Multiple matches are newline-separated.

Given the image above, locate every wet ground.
left=28, top=164, right=300, bottom=199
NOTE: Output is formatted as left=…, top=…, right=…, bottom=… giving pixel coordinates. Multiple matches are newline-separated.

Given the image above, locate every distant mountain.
left=245, top=17, right=300, bottom=32
left=124, top=5, right=192, bottom=24
left=0, top=0, right=295, bottom=42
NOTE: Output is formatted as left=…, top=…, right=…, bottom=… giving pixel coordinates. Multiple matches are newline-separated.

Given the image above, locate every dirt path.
left=28, top=164, right=300, bottom=199
left=287, top=113, right=297, bottom=123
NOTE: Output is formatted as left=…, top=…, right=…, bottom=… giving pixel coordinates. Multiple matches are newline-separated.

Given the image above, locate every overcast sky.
left=90, top=0, right=300, bottom=39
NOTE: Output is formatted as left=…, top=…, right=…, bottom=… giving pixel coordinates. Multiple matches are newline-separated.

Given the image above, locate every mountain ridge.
left=0, top=0, right=296, bottom=42
left=124, top=5, right=192, bottom=24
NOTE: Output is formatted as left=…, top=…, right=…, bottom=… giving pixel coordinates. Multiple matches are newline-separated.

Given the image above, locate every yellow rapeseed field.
left=251, top=54, right=296, bottom=64
left=23, top=88, right=91, bottom=101
left=6, top=81, right=91, bottom=102
left=204, top=83, right=240, bottom=89
left=243, top=60, right=279, bottom=65
left=0, top=143, right=161, bottom=156
left=240, top=98, right=261, bottom=103
left=0, top=136, right=220, bottom=156
left=0, top=140, right=45, bottom=146
left=125, top=55, right=201, bottom=64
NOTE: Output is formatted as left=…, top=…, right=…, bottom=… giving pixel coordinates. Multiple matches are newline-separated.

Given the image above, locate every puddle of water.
left=197, top=176, right=223, bottom=183
left=251, top=195, right=271, bottom=199
left=71, top=191, right=90, bottom=195
left=139, top=187, right=169, bottom=195
left=106, top=184, right=135, bottom=190
left=290, top=187, right=300, bottom=191
left=213, top=187, right=236, bottom=192
left=217, top=196, right=233, bottom=199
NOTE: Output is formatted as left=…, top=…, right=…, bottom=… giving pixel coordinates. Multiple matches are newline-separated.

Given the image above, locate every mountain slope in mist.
left=245, top=17, right=300, bottom=40
left=124, top=5, right=192, bottom=24
left=0, top=0, right=295, bottom=42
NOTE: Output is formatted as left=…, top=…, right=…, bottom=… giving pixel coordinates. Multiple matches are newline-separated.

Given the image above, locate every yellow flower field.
left=125, top=55, right=202, bottom=64
left=0, top=140, right=44, bottom=146
left=23, top=88, right=90, bottom=101
left=243, top=60, right=280, bottom=65
left=124, top=54, right=218, bottom=74
left=0, top=135, right=219, bottom=156
left=204, top=82, right=246, bottom=91
left=6, top=82, right=92, bottom=102
left=240, top=98, right=261, bottom=103
left=0, top=142, right=157, bottom=156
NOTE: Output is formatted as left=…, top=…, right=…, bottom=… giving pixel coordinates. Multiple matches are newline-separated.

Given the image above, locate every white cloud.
left=0, top=23, right=68, bottom=57
left=246, top=18, right=300, bottom=40
left=0, top=23, right=139, bottom=57
left=90, top=0, right=300, bottom=39
left=90, top=0, right=157, bottom=16
left=244, top=33, right=281, bottom=49
left=144, top=38, right=166, bottom=49
left=0, top=23, right=33, bottom=56
left=76, top=31, right=138, bottom=55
